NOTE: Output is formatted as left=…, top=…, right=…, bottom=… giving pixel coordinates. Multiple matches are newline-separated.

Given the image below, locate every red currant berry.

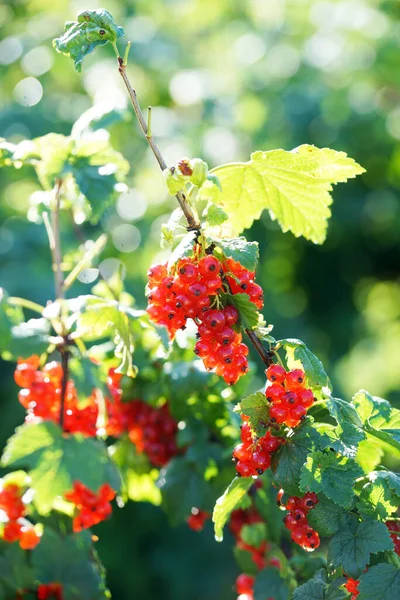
left=286, top=369, right=305, bottom=389
left=198, top=255, right=220, bottom=278
left=266, top=364, right=286, bottom=384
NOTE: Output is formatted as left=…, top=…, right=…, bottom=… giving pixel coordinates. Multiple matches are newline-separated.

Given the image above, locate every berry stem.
left=49, top=179, right=64, bottom=300
left=7, top=297, right=45, bottom=314
left=59, top=341, right=70, bottom=431
left=115, top=46, right=274, bottom=368
left=116, top=53, right=200, bottom=231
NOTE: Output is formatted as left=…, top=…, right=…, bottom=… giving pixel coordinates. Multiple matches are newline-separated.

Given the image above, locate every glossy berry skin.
left=37, top=583, right=63, bottom=600
left=236, top=573, right=254, bottom=595
left=345, top=577, right=360, bottom=599
left=265, top=364, right=286, bottom=384
left=186, top=508, right=210, bottom=532
left=145, top=254, right=254, bottom=384
left=281, top=492, right=320, bottom=551
left=64, top=482, right=116, bottom=532
left=264, top=366, right=315, bottom=429
left=233, top=422, right=284, bottom=477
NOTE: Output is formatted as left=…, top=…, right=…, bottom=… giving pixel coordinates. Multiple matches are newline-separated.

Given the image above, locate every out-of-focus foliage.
left=1, top=0, right=400, bottom=598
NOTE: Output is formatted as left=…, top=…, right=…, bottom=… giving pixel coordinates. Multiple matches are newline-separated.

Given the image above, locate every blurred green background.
left=1, top=0, right=400, bottom=598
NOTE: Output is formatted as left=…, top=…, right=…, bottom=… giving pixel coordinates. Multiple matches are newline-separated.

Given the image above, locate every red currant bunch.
left=146, top=249, right=265, bottom=385
left=37, top=583, right=63, bottom=600
left=15, top=356, right=98, bottom=436
left=229, top=504, right=268, bottom=570
left=223, top=258, right=264, bottom=309
left=236, top=573, right=254, bottom=600
left=64, top=481, right=116, bottom=532
left=233, top=419, right=285, bottom=477
left=195, top=305, right=250, bottom=385
left=280, top=492, right=320, bottom=551
left=344, top=577, right=360, bottom=599
left=0, top=481, right=41, bottom=550
left=385, top=520, right=400, bottom=555
left=126, top=401, right=179, bottom=467
left=265, top=365, right=315, bottom=428
left=186, top=507, right=210, bottom=531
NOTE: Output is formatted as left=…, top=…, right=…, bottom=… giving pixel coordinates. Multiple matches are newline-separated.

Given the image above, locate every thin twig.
left=115, top=47, right=273, bottom=366
left=46, top=179, right=64, bottom=299
left=59, top=342, right=70, bottom=430
left=117, top=56, right=200, bottom=231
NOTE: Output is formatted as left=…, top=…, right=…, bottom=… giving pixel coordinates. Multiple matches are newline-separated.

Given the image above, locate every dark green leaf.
left=1, top=422, right=120, bottom=514
left=358, top=563, right=400, bottom=600
left=0, top=542, right=34, bottom=592
left=53, top=9, right=124, bottom=72
left=300, top=450, right=362, bottom=508
left=213, top=476, right=253, bottom=541
left=272, top=422, right=321, bottom=496
left=307, top=494, right=347, bottom=537
left=329, top=516, right=394, bottom=578
left=217, top=237, right=259, bottom=271
left=254, top=568, right=290, bottom=600
left=32, top=528, right=108, bottom=599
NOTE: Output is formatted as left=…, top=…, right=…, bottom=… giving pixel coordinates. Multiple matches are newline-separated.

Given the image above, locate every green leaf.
left=213, top=476, right=253, bottom=541
left=356, top=438, right=384, bottom=473
left=199, top=145, right=364, bottom=244
left=7, top=318, right=50, bottom=361
left=160, top=208, right=187, bottom=249
left=327, top=397, right=363, bottom=428
left=307, top=494, right=347, bottom=537
left=319, top=420, right=365, bottom=459
left=278, top=338, right=331, bottom=396
left=0, top=543, right=34, bottom=593
left=0, top=288, right=24, bottom=358
left=241, top=523, right=267, bottom=548
left=254, top=568, right=290, bottom=600
left=32, top=528, right=108, bottom=599
left=217, top=237, right=259, bottom=272
left=357, top=472, right=400, bottom=520
left=76, top=296, right=141, bottom=377
left=228, top=293, right=260, bottom=330
left=353, top=390, right=400, bottom=457
left=167, top=231, right=196, bottom=268
left=300, top=450, right=362, bottom=508
left=71, top=103, right=128, bottom=138
left=203, top=203, right=228, bottom=227
left=272, top=422, right=321, bottom=496
left=358, top=564, right=400, bottom=600
left=53, top=9, right=124, bottom=72
left=293, top=573, right=347, bottom=600
left=1, top=422, right=120, bottom=514
left=234, top=391, right=269, bottom=435
left=14, top=133, right=73, bottom=189
left=0, top=138, right=16, bottom=167
left=71, top=135, right=129, bottom=223
left=328, top=516, right=394, bottom=578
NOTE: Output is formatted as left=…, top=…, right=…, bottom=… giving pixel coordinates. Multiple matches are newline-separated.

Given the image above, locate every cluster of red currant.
left=126, top=400, right=179, bottom=467
left=16, top=584, right=63, bottom=600
left=64, top=482, right=116, bottom=532
left=265, top=365, right=315, bottom=428
left=344, top=577, right=359, bottom=599
left=278, top=490, right=320, bottom=551
left=186, top=508, right=210, bottom=531
left=235, top=573, right=254, bottom=600
left=230, top=506, right=271, bottom=571
left=0, top=482, right=40, bottom=550
left=146, top=251, right=263, bottom=385
left=15, top=356, right=100, bottom=436
left=386, top=520, right=400, bottom=555
left=233, top=417, right=285, bottom=477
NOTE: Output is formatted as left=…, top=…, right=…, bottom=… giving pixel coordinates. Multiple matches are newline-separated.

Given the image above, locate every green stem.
left=63, top=233, right=108, bottom=291
left=7, top=297, right=45, bottom=314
